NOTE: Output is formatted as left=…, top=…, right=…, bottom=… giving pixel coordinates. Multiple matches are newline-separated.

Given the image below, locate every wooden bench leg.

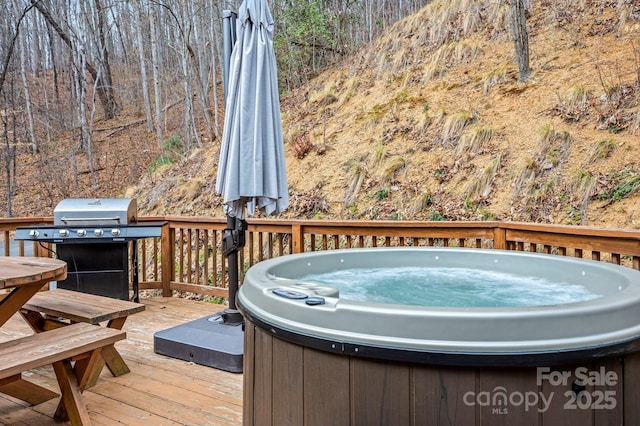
left=0, top=374, right=59, bottom=405
left=52, top=350, right=101, bottom=426
left=83, top=318, right=131, bottom=387
left=101, top=318, right=130, bottom=377
left=84, top=343, right=130, bottom=388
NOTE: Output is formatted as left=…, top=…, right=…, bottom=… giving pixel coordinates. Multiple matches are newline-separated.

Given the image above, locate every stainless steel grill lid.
left=54, top=198, right=137, bottom=226
left=15, top=198, right=162, bottom=243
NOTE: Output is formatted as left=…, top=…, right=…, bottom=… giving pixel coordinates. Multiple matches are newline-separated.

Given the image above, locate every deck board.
left=0, top=296, right=243, bottom=425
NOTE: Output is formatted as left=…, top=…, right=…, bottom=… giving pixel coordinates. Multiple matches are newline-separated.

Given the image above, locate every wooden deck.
left=0, top=296, right=243, bottom=425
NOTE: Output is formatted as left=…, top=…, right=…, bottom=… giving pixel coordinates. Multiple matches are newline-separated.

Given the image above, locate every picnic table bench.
left=0, top=323, right=125, bottom=425
left=20, top=288, right=145, bottom=386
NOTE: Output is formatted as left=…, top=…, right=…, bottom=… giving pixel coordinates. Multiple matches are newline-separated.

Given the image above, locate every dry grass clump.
left=513, top=124, right=572, bottom=198
left=455, top=125, right=494, bottom=157
left=425, top=39, right=482, bottom=82
left=410, top=191, right=434, bottom=216
left=373, top=143, right=386, bottom=166
left=424, top=63, right=445, bottom=82
left=482, top=65, right=510, bottom=95
left=586, top=138, right=616, bottom=164
left=570, top=169, right=596, bottom=224
left=465, top=153, right=502, bottom=199
left=551, top=85, right=591, bottom=122
left=382, top=155, right=406, bottom=183
left=440, top=111, right=473, bottom=146
left=343, top=159, right=367, bottom=207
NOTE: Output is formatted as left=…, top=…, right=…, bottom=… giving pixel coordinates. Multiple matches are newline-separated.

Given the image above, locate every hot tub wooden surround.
left=244, top=322, right=640, bottom=426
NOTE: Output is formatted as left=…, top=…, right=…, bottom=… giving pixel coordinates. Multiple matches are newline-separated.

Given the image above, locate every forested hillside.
left=0, top=0, right=429, bottom=216
left=3, top=1, right=640, bottom=230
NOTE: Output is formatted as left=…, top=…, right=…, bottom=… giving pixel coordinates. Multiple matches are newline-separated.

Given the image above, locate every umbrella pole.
left=222, top=215, right=245, bottom=324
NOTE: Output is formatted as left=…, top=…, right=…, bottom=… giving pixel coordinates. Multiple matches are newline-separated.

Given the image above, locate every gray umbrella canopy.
left=216, top=0, right=288, bottom=220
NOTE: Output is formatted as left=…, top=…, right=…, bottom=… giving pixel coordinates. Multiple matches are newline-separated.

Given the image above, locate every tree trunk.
left=135, top=0, right=153, bottom=132
left=2, top=94, right=12, bottom=217
left=94, top=0, right=119, bottom=118
left=18, top=21, right=37, bottom=154
left=510, top=0, right=531, bottom=83
left=149, top=2, right=164, bottom=146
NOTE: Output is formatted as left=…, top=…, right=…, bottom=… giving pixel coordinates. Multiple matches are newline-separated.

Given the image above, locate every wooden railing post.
left=161, top=222, right=174, bottom=297
left=291, top=223, right=304, bottom=254
left=493, top=225, right=506, bottom=250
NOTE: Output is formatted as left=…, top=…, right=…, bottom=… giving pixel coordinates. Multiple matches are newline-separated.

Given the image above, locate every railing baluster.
left=193, top=229, right=200, bottom=285
left=259, top=232, right=265, bottom=261
left=179, top=228, right=185, bottom=283
left=153, top=237, right=159, bottom=280
left=203, top=230, right=210, bottom=286
left=213, top=230, right=219, bottom=287
left=141, top=239, right=147, bottom=282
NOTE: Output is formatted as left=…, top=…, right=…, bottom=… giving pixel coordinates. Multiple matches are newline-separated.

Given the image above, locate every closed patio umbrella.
left=217, top=0, right=289, bottom=315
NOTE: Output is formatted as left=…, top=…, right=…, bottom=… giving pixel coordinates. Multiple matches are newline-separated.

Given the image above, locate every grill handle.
left=60, top=216, right=121, bottom=224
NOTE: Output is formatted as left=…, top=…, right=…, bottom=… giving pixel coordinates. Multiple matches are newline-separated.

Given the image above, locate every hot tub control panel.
left=272, top=288, right=308, bottom=299
left=272, top=288, right=326, bottom=305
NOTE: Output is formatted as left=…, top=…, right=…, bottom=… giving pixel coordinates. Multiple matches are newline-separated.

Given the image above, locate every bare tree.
left=18, top=19, right=37, bottom=154
left=30, top=0, right=119, bottom=119
left=135, top=0, right=154, bottom=132
left=0, top=2, right=36, bottom=102
left=149, top=1, right=164, bottom=145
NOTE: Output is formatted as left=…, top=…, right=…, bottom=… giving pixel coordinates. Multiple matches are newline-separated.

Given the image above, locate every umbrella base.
left=153, top=313, right=243, bottom=373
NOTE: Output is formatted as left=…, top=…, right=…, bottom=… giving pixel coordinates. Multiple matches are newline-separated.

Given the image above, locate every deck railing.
left=3, top=216, right=640, bottom=298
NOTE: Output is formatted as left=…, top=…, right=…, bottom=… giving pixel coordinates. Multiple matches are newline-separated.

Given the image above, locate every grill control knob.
left=29, top=230, right=39, bottom=239
left=94, top=229, right=104, bottom=237
left=59, top=229, right=69, bottom=237
left=111, top=229, right=121, bottom=237
left=77, top=229, right=86, bottom=237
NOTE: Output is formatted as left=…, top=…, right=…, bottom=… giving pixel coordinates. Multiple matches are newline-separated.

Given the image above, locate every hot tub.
left=238, top=248, right=640, bottom=425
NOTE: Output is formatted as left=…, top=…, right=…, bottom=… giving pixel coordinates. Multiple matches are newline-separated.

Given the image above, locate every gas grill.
left=15, top=198, right=163, bottom=301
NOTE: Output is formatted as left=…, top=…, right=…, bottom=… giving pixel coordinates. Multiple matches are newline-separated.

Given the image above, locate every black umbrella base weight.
left=153, top=313, right=243, bottom=373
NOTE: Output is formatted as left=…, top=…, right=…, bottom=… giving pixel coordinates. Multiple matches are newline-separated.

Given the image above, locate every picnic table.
left=0, top=257, right=125, bottom=425
left=21, top=287, right=145, bottom=385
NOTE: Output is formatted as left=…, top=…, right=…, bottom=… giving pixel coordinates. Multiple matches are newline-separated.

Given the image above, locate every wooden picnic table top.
left=0, top=256, right=67, bottom=289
